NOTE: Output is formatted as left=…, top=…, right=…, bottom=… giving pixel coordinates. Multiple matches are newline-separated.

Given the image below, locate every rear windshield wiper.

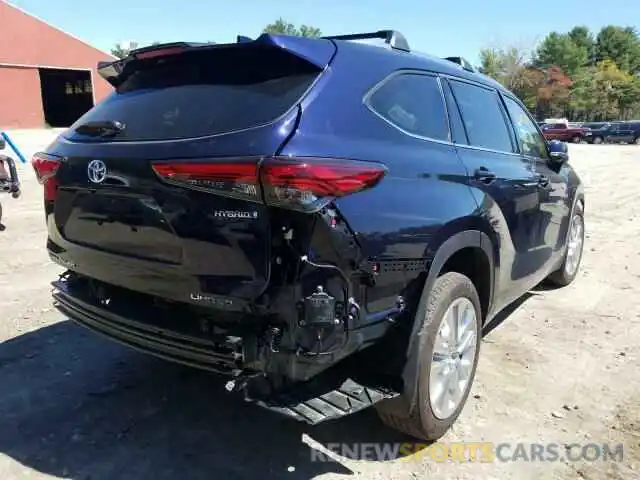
left=74, top=120, right=126, bottom=137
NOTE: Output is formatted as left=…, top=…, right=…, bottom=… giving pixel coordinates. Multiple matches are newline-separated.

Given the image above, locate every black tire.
left=572, top=135, right=582, bottom=143
left=376, top=272, right=482, bottom=441
left=593, top=136, right=603, bottom=144
left=547, top=201, right=585, bottom=286
left=633, top=136, right=640, bottom=145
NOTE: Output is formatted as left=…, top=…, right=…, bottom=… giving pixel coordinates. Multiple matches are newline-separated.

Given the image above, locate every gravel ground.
left=0, top=131, right=638, bottom=480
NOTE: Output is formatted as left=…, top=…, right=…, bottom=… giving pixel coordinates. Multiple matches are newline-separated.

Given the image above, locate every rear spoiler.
left=323, top=30, right=410, bottom=52
left=238, top=29, right=411, bottom=52
left=97, top=35, right=336, bottom=87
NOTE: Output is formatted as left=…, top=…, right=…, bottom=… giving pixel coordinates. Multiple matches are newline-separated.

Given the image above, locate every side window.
left=442, top=80, right=468, bottom=144
left=503, top=96, right=550, bottom=160
left=449, top=80, right=515, bottom=153
left=367, top=73, right=449, bottom=141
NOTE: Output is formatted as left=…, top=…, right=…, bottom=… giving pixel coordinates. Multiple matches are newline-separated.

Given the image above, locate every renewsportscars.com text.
left=310, top=442, right=624, bottom=463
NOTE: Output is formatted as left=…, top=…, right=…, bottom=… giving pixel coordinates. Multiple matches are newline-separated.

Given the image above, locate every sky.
left=7, top=0, right=640, bottom=65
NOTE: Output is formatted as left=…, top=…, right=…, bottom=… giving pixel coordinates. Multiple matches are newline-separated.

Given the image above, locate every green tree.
left=479, top=46, right=543, bottom=110
left=569, top=67, right=597, bottom=120
left=110, top=41, right=161, bottom=59
left=263, top=18, right=321, bottom=37
left=571, top=59, right=637, bottom=120
left=533, top=32, right=588, bottom=77
left=594, top=26, right=640, bottom=74
left=568, top=26, right=595, bottom=63
left=618, top=77, right=640, bottom=119
left=110, top=41, right=139, bottom=59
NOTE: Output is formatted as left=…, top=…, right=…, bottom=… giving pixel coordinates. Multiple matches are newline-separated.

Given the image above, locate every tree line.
left=480, top=26, right=640, bottom=121
left=109, top=20, right=640, bottom=122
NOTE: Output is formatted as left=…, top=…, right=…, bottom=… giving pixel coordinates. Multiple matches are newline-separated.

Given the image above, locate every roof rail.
left=323, top=30, right=410, bottom=52
left=444, top=56, right=475, bottom=72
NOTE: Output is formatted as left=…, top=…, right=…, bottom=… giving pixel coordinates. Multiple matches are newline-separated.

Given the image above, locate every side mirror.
left=547, top=139, right=569, bottom=164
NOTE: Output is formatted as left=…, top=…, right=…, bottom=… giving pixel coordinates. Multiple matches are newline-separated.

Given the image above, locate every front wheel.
left=593, top=136, right=603, bottom=144
left=547, top=202, right=585, bottom=286
left=633, top=136, right=640, bottom=145
left=376, top=272, right=482, bottom=441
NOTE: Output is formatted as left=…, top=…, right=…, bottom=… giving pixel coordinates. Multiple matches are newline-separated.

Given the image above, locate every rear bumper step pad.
left=246, top=378, right=399, bottom=425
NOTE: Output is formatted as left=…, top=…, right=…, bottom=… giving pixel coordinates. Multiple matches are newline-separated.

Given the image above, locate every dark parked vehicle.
left=605, top=121, right=640, bottom=144
left=581, top=122, right=610, bottom=130
left=584, top=121, right=640, bottom=144
left=582, top=122, right=614, bottom=144
left=32, top=30, right=585, bottom=441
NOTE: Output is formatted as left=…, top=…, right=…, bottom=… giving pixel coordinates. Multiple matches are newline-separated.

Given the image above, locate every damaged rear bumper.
left=52, top=275, right=402, bottom=424
left=53, top=279, right=245, bottom=375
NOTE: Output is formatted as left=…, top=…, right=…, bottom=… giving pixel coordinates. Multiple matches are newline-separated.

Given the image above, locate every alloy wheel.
left=565, top=213, right=584, bottom=277
left=429, top=297, right=478, bottom=420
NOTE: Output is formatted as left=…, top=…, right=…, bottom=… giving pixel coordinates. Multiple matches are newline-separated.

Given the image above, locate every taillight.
left=151, top=157, right=387, bottom=212
left=261, top=157, right=387, bottom=212
left=151, top=160, right=260, bottom=202
left=31, top=153, right=61, bottom=201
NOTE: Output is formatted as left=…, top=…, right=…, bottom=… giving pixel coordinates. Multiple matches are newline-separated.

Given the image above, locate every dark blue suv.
left=32, top=30, right=585, bottom=440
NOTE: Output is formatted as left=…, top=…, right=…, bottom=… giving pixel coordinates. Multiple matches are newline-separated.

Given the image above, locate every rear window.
left=68, top=47, right=320, bottom=141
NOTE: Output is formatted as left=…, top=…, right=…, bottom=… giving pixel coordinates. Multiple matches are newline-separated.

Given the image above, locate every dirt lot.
left=0, top=131, right=638, bottom=480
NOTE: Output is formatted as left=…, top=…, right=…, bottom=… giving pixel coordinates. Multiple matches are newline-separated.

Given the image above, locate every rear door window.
left=502, top=96, right=550, bottom=160
left=68, top=47, right=320, bottom=141
left=449, top=80, right=515, bottom=153
left=366, top=73, right=450, bottom=141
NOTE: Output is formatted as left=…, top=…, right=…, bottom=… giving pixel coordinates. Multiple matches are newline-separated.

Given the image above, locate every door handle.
left=473, top=167, right=496, bottom=184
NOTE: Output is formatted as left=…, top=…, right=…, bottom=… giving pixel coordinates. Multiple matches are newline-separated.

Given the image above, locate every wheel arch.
left=385, top=229, right=496, bottom=418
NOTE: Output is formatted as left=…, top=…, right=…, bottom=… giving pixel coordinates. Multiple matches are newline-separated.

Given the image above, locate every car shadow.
left=482, top=292, right=534, bottom=337
left=0, top=320, right=419, bottom=479
left=1, top=281, right=537, bottom=479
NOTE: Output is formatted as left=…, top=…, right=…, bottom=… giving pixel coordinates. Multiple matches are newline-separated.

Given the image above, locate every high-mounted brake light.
left=151, top=157, right=387, bottom=212
left=31, top=153, right=61, bottom=201
left=134, top=47, right=187, bottom=60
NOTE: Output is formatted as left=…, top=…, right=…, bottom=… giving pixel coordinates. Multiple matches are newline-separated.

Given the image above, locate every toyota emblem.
left=87, top=159, right=107, bottom=184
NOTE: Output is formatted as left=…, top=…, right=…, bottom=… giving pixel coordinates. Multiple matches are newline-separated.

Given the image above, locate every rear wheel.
left=593, top=136, right=603, bottom=144
left=547, top=202, right=584, bottom=286
left=633, top=136, right=640, bottom=145
left=376, top=272, right=482, bottom=441
left=573, top=135, right=582, bottom=143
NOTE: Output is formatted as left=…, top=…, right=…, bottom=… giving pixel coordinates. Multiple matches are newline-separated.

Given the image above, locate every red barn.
left=0, top=1, right=114, bottom=128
